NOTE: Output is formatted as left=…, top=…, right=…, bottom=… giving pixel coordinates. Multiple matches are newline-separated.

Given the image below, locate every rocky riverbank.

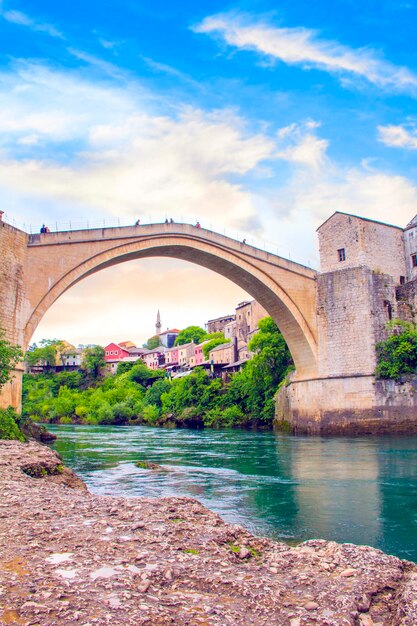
left=1, top=441, right=417, bottom=626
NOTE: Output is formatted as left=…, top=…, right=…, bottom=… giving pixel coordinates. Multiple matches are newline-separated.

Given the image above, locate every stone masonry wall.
left=396, top=278, right=417, bottom=323
left=0, top=222, right=28, bottom=344
left=0, top=222, right=28, bottom=410
left=318, top=213, right=406, bottom=282
left=275, top=374, right=417, bottom=435
left=317, top=267, right=396, bottom=377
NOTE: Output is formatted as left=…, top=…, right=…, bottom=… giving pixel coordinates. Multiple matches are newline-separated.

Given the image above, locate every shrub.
left=0, top=407, right=25, bottom=441
left=376, top=321, right=417, bottom=380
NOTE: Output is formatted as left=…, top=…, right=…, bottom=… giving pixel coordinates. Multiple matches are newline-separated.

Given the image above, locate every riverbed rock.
left=1, top=439, right=417, bottom=625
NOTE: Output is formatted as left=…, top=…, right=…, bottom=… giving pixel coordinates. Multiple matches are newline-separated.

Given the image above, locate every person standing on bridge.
left=40, top=224, right=46, bottom=233
left=196, top=221, right=201, bottom=228
left=135, top=219, right=140, bottom=226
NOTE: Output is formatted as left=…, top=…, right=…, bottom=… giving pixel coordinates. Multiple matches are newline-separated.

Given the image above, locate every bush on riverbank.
left=376, top=320, right=417, bottom=380
left=0, top=407, right=25, bottom=441
left=22, top=318, right=293, bottom=429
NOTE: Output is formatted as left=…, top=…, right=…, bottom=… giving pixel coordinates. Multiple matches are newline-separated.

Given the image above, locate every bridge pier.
left=0, top=367, right=23, bottom=413
left=275, top=374, right=417, bottom=435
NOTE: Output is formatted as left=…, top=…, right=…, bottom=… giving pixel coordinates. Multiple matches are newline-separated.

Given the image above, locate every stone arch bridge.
left=3, top=218, right=406, bottom=434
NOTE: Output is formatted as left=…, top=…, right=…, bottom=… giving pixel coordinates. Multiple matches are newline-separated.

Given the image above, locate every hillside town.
left=26, top=299, right=268, bottom=379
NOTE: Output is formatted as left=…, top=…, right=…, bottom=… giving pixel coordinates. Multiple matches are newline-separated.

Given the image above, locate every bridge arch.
left=25, top=229, right=318, bottom=379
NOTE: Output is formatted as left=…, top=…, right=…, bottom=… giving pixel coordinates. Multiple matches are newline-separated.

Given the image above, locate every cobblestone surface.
left=1, top=440, right=416, bottom=625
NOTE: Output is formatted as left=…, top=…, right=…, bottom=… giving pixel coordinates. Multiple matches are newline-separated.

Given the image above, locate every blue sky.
left=1, top=0, right=417, bottom=345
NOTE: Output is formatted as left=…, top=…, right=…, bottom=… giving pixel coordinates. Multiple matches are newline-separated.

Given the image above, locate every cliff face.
left=1, top=440, right=416, bottom=625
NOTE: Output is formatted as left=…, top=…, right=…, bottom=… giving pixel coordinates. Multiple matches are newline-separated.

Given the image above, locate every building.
left=205, top=313, right=235, bottom=334
left=317, top=212, right=406, bottom=283
left=224, top=320, right=236, bottom=340
left=155, top=309, right=162, bottom=335
left=235, top=300, right=268, bottom=359
left=60, top=347, right=82, bottom=369
left=164, top=346, right=180, bottom=374
left=104, top=342, right=132, bottom=362
left=209, top=341, right=236, bottom=366
left=403, top=215, right=417, bottom=282
left=189, top=341, right=209, bottom=368
left=158, top=329, right=180, bottom=348
left=177, top=343, right=196, bottom=369
left=142, top=347, right=165, bottom=370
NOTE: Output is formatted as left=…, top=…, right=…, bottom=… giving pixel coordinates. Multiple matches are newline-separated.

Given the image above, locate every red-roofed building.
left=104, top=342, right=131, bottom=362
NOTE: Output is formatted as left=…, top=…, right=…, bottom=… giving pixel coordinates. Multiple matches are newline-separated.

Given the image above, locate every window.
left=338, top=248, right=346, bottom=262
left=412, top=254, right=417, bottom=268
left=400, top=276, right=406, bottom=285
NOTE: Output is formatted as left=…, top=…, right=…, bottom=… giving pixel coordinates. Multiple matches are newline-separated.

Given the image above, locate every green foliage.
left=82, top=345, right=105, bottom=378
left=0, top=328, right=23, bottom=389
left=128, top=362, right=165, bottom=385
left=202, top=334, right=229, bottom=359
left=117, top=361, right=135, bottom=375
left=21, top=318, right=292, bottom=430
left=376, top=321, right=417, bottom=380
left=144, top=378, right=171, bottom=408
left=0, top=407, right=25, bottom=441
left=143, top=335, right=161, bottom=350
left=224, top=317, right=293, bottom=423
left=25, top=339, right=64, bottom=369
left=174, top=326, right=206, bottom=346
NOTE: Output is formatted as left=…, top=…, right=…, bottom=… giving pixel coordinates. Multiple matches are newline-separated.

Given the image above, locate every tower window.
left=338, top=248, right=346, bottom=262
left=412, top=254, right=417, bottom=268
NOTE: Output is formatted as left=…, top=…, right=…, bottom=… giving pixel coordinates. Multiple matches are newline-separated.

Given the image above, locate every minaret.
left=155, top=309, right=162, bottom=335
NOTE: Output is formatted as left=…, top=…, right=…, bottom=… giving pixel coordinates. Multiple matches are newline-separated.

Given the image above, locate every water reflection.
left=49, top=425, right=417, bottom=561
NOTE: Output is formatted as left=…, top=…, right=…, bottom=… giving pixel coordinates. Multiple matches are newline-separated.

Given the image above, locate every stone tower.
left=155, top=309, right=161, bottom=336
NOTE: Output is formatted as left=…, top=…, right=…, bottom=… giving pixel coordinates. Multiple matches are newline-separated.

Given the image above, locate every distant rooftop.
left=209, top=341, right=232, bottom=352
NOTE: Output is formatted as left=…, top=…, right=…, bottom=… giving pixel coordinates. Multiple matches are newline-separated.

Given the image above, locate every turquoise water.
left=49, top=424, right=417, bottom=562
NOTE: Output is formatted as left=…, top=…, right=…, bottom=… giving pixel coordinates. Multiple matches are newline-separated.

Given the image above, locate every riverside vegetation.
left=4, top=316, right=417, bottom=439
left=21, top=317, right=293, bottom=430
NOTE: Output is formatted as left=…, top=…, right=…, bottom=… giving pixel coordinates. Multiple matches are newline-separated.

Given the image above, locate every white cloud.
left=378, top=124, right=417, bottom=150
left=0, top=63, right=274, bottom=229
left=2, top=9, right=63, bottom=38
left=194, top=13, right=417, bottom=94
left=275, top=122, right=328, bottom=169
left=272, top=163, right=417, bottom=229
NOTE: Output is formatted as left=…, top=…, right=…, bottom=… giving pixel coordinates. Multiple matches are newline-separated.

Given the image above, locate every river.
left=49, top=424, right=417, bottom=562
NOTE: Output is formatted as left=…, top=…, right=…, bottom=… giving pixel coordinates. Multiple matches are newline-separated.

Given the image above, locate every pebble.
left=304, top=601, right=319, bottom=610
left=340, top=568, right=357, bottom=577
left=1, top=439, right=417, bottom=626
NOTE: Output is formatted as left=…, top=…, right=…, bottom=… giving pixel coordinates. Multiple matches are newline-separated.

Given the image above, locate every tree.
left=225, top=317, right=293, bottom=423
left=376, top=320, right=417, bottom=380
left=25, top=339, right=64, bottom=370
left=82, top=345, right=105, bottom=378
left=0, top=328, right=22, bottom=389
left=143, top=335, right=161, bottom=350
left=202, top=334, right=229, bottom=359
left=128, top=361, right=164, bottom=386
left=174, top=326, right=206, bottom=346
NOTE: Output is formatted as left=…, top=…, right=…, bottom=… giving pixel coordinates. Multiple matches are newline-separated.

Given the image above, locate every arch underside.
left=26, top=237, right=318, bottom=378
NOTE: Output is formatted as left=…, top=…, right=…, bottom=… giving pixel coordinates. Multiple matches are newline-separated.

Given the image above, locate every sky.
left=1, top=0, right=417, bottom=347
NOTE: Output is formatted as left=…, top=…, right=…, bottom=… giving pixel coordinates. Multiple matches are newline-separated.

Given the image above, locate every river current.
left=49, top=424, right=417, bottom=562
